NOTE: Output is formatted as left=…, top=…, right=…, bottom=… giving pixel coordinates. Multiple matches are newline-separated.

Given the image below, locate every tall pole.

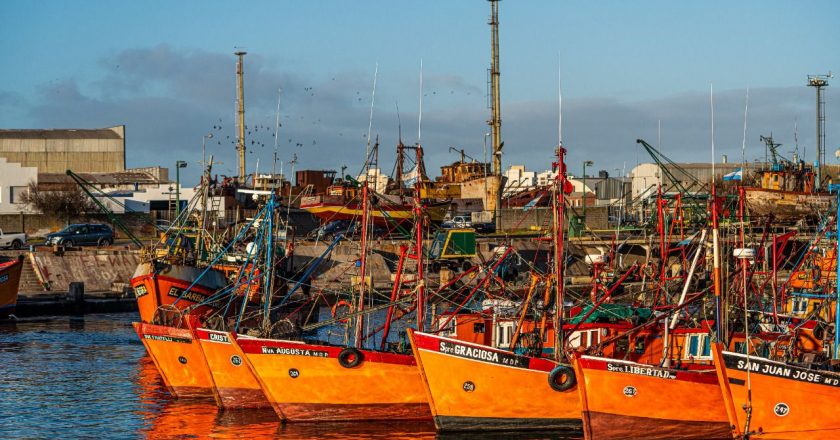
left=488, top=0, right=502, bottom=230
left=830, top=184, right=840, bottom=359
left=235, top=51, right=247, bottom=183
left=809, top=74, right=830, bottom=191
left=488, top=0, right=502, bottom=176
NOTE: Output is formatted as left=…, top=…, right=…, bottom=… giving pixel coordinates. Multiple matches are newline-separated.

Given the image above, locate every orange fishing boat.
left=133, top=320, right=217, bottom=400
left=194, top=328, right=270, bottom=409
left=234, top=337, right=430, bottom=421
left=408, top=330, right=580, bottom=431
left=574, top=353, right=730, bottom=440
left=131, top=262, right=229, bottom=323
left=0, top=256, right=23, bottom=319
left=713, top=345, right=840, bottom=439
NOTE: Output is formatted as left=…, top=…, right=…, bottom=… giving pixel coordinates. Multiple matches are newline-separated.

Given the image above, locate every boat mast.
left=553, top=146, right=567, bottom=362
left=354, top=182, right=370, bottom=348
left=235, top=51, right=247, bottom=183
left=415, top=146, right=426, bottom=332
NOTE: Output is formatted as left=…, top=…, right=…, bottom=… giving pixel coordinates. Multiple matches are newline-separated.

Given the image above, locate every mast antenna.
left=365, top=62, right=379, bottom=174
left=418, top=59, right=423, bottom=144
left=557, top=52, right=562, bottom=147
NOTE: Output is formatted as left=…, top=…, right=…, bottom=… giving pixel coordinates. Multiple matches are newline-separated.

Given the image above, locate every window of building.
left=9, top=186, right=26, bottom=204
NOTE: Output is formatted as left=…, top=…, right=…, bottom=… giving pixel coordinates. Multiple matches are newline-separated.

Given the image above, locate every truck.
left=0, top=230, right=26, bottom=249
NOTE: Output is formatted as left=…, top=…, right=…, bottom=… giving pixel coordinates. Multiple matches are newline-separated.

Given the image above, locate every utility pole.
left=808, top=72, right=831, bottom=190
left=235, top=51, right=247, bottom=184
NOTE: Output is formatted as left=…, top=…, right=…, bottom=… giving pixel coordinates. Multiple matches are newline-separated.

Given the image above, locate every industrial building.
left=0, top=126, right=126, bottom=173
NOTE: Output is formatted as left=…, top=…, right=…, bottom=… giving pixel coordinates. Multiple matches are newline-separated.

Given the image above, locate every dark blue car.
left=45, top=224, right=114, bottom=247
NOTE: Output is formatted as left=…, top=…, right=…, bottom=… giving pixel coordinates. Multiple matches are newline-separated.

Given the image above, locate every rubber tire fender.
left=338, top=347, right=364, bottom=369
left=547, top=364, right=576, bottom=392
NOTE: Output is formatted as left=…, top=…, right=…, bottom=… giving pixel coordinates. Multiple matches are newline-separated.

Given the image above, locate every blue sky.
left=1, top=1, right=838, bottom=184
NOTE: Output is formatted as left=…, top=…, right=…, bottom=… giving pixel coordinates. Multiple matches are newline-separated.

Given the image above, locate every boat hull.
left=744, top=187, right=832, bottom=221
left=408, top=330, right=580, bottom=432
left=133, top=322, right=216, bottom=400
left=574, top=355, right=730, bottom=440
left=300, top=196, right=448, bottom=226
left=0, top=256, right=23, bottom=319
left=713, top=346, right=840, bottom=439
left=235, top=337, right=431, bottom=422
left=194, top=328, right=271, bottom=409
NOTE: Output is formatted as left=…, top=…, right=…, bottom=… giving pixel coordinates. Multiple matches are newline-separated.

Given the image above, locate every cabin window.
left=792, top=299, right=808, bottom=314
left=812, top=301, right=822, bottom=314
left=684, top=334, right=712, bottom=360
left=473, top=323, right=485, bottom=334
left=634, top=338, right=646, bottom=354
left=734, top=342, right=747, bottom=354
left=437, top=317, right=456, bottom=337
left=616, top=337, right=629, bottom=353
left=495, top=322, right=515, bottom=349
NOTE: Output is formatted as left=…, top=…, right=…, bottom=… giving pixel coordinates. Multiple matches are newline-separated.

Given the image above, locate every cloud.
left=4, top=45, right=838, bottom=184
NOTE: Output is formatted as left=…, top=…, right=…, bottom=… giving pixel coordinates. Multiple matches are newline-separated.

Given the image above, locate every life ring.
left=813, top=323, right=826, bottom=341
left=332, top=300, right=353, bottom=323
left=547, top=365, right=576, bottom=392
left=338, top=347, right=364, bottom=368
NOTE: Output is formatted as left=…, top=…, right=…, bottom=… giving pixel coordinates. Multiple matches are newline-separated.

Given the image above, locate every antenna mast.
left=808, top=72, right=831, bottom=191
left=235, top=51, right=247, bottom=183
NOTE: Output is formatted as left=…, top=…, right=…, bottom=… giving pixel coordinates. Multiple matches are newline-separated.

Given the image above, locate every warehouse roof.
left=0, top=127, right=123, bottom=140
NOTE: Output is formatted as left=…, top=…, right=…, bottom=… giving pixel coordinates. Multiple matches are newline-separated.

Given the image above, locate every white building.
left=0, top=157, right=38, bottom=214
left=503, top=165, right=536, bottom=196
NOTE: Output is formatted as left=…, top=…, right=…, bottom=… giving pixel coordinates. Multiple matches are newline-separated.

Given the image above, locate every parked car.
left=0, top=229, right=26, bottom=249
left=441, top=215, right=472, bottom=229
left=45, top=224, right=114, bottom=247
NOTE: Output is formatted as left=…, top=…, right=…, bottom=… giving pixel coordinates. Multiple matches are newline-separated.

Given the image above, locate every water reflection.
left=0, top=314, right=581, bottom=439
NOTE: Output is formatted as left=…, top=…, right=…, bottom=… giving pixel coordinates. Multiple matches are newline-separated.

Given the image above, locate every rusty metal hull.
left=744, top=187, right=832, bottom=220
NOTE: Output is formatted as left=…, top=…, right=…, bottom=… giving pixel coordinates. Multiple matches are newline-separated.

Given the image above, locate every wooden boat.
left=194, top=328, right=270, bottom=409
left=713, top=345, right=840, bottom=439
left=744, top=187, right=831, bottom=221
left=133, top=320, right=217, bottom=400
left=574, top=354, right=730, bottom=440
left=0, top=256, right=23, bottom=319
left=408, top=330, right=580, bottom=431
left=234, top=337, right=431, bottom=421
left=131, top=261, right=229, bottom=323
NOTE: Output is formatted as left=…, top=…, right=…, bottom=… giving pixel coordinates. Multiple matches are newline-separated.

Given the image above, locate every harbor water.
left=0, top=313, right=581, bottom=439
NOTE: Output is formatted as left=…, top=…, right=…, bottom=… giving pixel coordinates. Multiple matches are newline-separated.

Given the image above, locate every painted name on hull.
left=606, top=362, right=677, bottom=380
left=724, top=354, right=840, bottom=387
left=438, top=340, right=527, bottom=368
left=260, top=346, right=329, bottom=357
left=167, top=287, right=205, bottom=304
left=208, top=332, right=230, bottom=343
left=143, top=334, right=192, bottom=344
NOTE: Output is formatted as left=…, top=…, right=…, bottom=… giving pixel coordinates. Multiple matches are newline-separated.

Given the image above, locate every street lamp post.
left=175, top=160, right=188, bottom=218
left=582, top=160, right=594, bottom=221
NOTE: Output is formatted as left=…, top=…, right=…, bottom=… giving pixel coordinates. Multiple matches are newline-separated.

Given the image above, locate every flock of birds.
left=203, top=81, right=478, bottom=174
